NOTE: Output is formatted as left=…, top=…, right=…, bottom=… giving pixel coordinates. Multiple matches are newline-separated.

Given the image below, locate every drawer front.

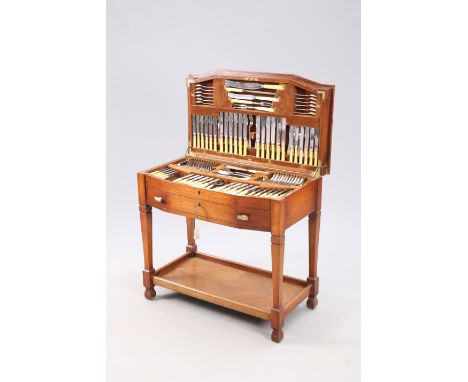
left=146, top=177, right=271, bottom=231
left=145, top=173, right=270, bottom=212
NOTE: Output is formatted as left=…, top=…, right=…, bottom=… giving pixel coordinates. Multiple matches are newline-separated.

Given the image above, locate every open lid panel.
left=187, top=70, right=335, bottom=176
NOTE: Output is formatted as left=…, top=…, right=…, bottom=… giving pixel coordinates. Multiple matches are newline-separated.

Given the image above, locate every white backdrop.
left=107, top=1, right=360, bottom=381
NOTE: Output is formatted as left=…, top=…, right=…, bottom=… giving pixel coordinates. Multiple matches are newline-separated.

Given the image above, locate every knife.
left=228, top=113, right=233, bottom=154
left=208, top=116, right=213, bottom=151
left=234, top=104, right=275, bottom=113
left=293, top=126, right=299, bottom=163
left=314, top=130, right=319, bottom=166
left=213, top=116, right=217, bottom=151
left=271, top=117, right=276, bottom=160
left=288, top=125, right=294, bottom=162
left=225, top=80, right=284, bottom=91
left=243, top=114, right=248, bottom=156
left=199, top=116, right=205, bottom=149
left=265, top=117, right=271, bottom=159
left=218, top=113, right=224, bottom=153
left=275, top=118, right=281, bottom=161
left=228, top=92, right=279, bottom=103
left=192, top=115, right=197, bottom=148
left=260, top=117, right=266, bottom=158
left=298, top=126, right=305, bottom=164
left=233, top=113, right=238, bottom=155
left=280, top=119, right=286, bottom=161
left=224, top=112, right=229, bottom=153
left=237, top=114, right=243, bottom=155
left=304, top=127, right=310, bottom=165
left=255, top=115, right=260, bottom=157
left=309, top=128, right=315, bottom=166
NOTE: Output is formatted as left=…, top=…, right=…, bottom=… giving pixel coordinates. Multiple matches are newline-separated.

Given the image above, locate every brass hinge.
left=317, top=90, right=326, bottom=100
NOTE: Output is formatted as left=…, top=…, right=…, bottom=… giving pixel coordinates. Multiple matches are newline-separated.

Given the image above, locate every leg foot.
left=306, top=296, right=318, bottom=310
left=271, top=329, right=284, bottom=343
left=144, top=287, right=156, bottom=300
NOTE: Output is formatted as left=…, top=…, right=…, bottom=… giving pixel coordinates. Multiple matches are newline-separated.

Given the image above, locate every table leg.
left=271, top=233, right=285, bottom=343
left=307, top=210, right=321, bottom=309
left=140, top=205, right=156, bottom=300
left=186, top=217, right=197, bottom=254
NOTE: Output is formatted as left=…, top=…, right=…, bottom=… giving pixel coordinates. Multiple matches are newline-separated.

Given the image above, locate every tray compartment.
left=153, top=252, right=311, bottom=320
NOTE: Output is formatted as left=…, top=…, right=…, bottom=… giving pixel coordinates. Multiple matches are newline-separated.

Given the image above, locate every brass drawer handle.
left=154, top=196, right=163, bottom=203
left=237, top=214, right=249, bottom=221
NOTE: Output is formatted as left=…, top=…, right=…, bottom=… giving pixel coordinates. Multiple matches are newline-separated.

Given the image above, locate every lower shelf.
left=153, top=252, right=311, bottom=320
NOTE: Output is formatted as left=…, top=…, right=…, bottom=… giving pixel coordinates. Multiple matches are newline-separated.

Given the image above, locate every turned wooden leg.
left=271, top=233, right=285, bottom=343
left=307, top=210, right=321, bottom=310
left=140, top=205, right=156, bottom=300
left=186, top=217, right=197, bottom=254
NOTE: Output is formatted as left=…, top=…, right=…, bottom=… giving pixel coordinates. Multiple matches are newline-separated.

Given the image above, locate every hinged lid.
left=186, top=70, right=335, bottom=176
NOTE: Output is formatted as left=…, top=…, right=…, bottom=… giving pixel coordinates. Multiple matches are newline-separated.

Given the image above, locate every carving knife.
left=288, top=125, right=294, bottom=162
left=228, top=92, right=279, bottom=103
left=260, top=117, right=266, bottom=158
left=228, top=113, right=234, bottom=154
left=243, top=114, right=248, bottom=156
left=265, top=117, right=271, bottom=159
left=218, top=113, right=224, bottom=153
left=192, top=115, right=197, bottom=148
left=280, top=119, right=286, bottom=161
left=309, top=128, right=315, bottom=166
left=208, top=116, right=213, bottom=151
left=304, top=127, right=310, bottom=165
left=225, top=80, right=284, bottom=91
left=255, top=115, right=260, bottom=157
left=233, top=113, right=239, bottom=155
left=200, top=116, right=205, bottom=149
left=314, top=130, right=320, bottom=166
left=271, top=117, right=276, bottom=160
left=298, top=126, right=305, bottom=164
left=293, top=126, right=299, bottom=163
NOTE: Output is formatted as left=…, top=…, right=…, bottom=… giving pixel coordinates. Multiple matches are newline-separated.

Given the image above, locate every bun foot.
left=306, top=296, right=318, bottom=310
left=144, top=287, right=156, bottom=300
left=271, top=329, right=284, bottom=343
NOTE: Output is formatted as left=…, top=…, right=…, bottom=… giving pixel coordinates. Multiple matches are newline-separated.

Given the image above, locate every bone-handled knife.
left=225, top=80, right=284, bottom=91
left=199, top=116, right=205, bottom=149
left=237, top=114, right=243, bottom=155
left=304, top=127, right=310, bottom=165
left=243, top=114, right=248, bottom=156
left=192, top=115, right=197, bottom=148
left=218, top=113, right=224, bottom=153
left=213, top=116, right=217, bottom=151
left=293, top=126, right=299, bottom=163
left=314, top=130, right=320, bottom=166
left=224, top=113, right=229, bottom=153
left=270, top=117, right=276, bottom=160
left=265, top=117, right=271, bottom=159
left=309, top=128, right=315, bottom=166
left=298, top=126, right=305, bottom=164
left=255, top=115, right=260, bottom=157
left=235, top=105, right=275, bottom=113
left=275, top=118, right=281, bottom=161
left=280, top=119, right=286, bottom=161
left=260, top=117, right=266, bottom=158
left=208, top=117, right=213, bottom=151
left=228, top=92, right=280, bottom=103
left=288, top=125, right=294, bottom=162
left=233, top=113, right=239, bottom=155
left=228, top=113, right=234, bottom=154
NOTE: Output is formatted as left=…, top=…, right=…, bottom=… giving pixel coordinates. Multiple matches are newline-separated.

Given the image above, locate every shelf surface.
left=153, top=252, right=311, bottom=320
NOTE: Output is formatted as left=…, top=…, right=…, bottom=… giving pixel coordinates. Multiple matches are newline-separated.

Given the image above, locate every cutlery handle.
left=304, top=149, right=308, bottom=164
left=256, top=96, right=280, bottom=102
left=234, top=138, right=238, bottom=155
left=201, top=136, right=205, bottom=150
left=209, top=136, right=213, bottom=151
left=262, top=84, right=284, bottom=90
left=281, top=146, right=286, bottom=161
left=265, top=144, right=270, bottom=159
left=254, top=106, right=274, bottom=112
left=294, top=148, right=298, bottom=163
left=229, top=138, right=233, bottom=154
left=231, top=99, right=253, bottom=105
left=309, top=149, right=313, bottom=166
left=271, top=144, right=275, bottom=159
left=261, top=143, right=265, bottom=158
left=276, top=144, right=281, bottom=161
left=244, top=139, right=247, bottom=156
left=314, top=151, right=318, bottom=167
left=219, top=137, right=224, bottom=153
left=193, top=134, right=197, bottom=148
left=299, top=150, right=304, bottom=164
left=256, top=145, right=260, bottom=157
left=225, top=87, right=243, bottom=93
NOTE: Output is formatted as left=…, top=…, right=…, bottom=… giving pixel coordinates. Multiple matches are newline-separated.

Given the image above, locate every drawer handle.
left=237, top=214, right=249, bottom=221
left=154, top=196, right=163, bottom=203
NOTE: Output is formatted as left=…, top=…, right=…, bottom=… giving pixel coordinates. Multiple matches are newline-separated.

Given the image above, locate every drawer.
left=145, top=173, right=270, bottom=212
left=146, top=176, right=271, bottom=231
